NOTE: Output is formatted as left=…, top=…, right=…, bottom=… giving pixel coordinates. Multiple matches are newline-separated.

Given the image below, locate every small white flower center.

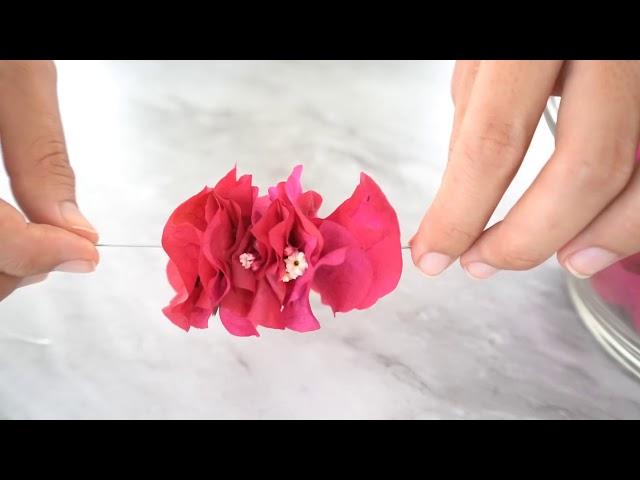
left=282, top=250, right=308, bottom=282
left=239, top=252, right=255, bottom=269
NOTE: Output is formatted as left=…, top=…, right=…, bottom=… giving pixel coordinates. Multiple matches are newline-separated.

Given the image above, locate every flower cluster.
left=162, top=165, right=402, bottom=336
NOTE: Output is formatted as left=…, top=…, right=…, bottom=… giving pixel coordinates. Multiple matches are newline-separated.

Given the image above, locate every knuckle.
left=493, top=229, right=547, bottom=270
left=39, top=151, right=76, bottom=188
left=475, top=118, right=524, bottom=155
left=557, top=141, right=635, bottom=194
left=457, top=118, right=526, bottom=174
left=431, top=219, right=477, bottom=249
left=13, top=138, right=76, bottom=191
left=33, top=139, right=74, bottom=183
left=606, top=142, right=636, bottom=187
left=499, top=247, right=544, bottom=270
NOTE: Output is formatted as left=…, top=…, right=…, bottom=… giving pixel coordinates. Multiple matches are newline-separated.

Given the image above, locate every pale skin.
left=1, top=61, right=639, bottom=302
left=0, top=61, right=99, bottom=301
left=411, top=60, right=640, bottom=280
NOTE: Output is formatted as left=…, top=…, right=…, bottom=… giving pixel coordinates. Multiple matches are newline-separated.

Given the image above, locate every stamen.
left=239, top=252, right=255, bottom=270
left=282, top=250, right=308, bottom=282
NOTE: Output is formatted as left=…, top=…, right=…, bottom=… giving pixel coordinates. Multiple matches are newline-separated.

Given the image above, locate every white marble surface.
left=1, top=60, right=639, bottom=419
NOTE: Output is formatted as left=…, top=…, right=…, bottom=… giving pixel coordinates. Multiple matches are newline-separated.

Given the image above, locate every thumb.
left=0, top=199, right=98, bottom=278
left=0, top=61, right=98, bottom=243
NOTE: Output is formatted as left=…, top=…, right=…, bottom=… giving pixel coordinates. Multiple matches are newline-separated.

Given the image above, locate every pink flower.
left=218, top=166, right=328, bottom=335
left=216, top=165, right=402, bottom=336
left=163, top=164, right=402, bottom=337
left=161, top=167, right=257, bottom=331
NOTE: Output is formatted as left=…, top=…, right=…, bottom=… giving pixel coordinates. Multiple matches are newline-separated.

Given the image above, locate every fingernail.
left=464, top=262, right=498, bottom=280
left=54, top=261, right=96, bottom=273
left=417, top=252, right=453, bottom=277
left=17, top=273, right=49, bottom=288
left=565, top=247, right=619, bottom=279
left=59, top=201, right=99, bottom=243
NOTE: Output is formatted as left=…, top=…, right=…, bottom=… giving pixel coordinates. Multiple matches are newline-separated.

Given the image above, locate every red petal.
left=268, top=164, right=303, bottom=203
left=282, top=291, right=320, bottom=332
left=213, top=167, right=256, bottom=220
left=323, top=173, right=402, bottom=309
left=252, top=194, right=271, bottom=224
left=163, top=186, right=211, bottom=233
left=298, top=190, right=323, bottom=218
left=219, top=307, right=259, bottom=337
left=312, top=221, right=374, bottom=313
left=247, top=279, right=286, bottom=329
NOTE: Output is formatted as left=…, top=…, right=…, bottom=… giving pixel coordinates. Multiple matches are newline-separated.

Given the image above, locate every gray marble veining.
left=0, top=61, right=639, bottom=419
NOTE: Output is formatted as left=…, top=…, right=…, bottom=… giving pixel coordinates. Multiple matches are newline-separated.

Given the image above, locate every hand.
left=411, top=60, right=640, bottom=279
left=0, top=61, right=99, bottom=301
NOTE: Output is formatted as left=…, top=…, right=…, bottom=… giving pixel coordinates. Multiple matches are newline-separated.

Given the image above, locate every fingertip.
left=416, top=252, right=453, bottom=277
left=408, top=230, right=426, bottom=266
left=79, top=238, right=100, bottom=265
left=71, top=226, right=100, bottom=244
left=410, top=229, right=455, bottom=277
left=462, top=261, right=498, bottom=280
left=59, top=201, right=99, bottom=244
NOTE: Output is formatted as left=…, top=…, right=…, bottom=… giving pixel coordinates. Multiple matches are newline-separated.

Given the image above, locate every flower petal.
left=213, top=167, right=257, bottom=219
left=311, top=220, right=373, bottom=312
left=164, top=186, right=212, bottom=232
left=298, top=190, right=323, bottom=218
left=219, top=307, right=259, bottom=337
left=282, top=292, right=320, bottom=332
left=248, top=279, right=286, bottom=329
left=162, top=263, right=213, bottom=332
left=269, top=164, right=304, bottom=203
left=162, top=224, right=202, bottom=290
left=252, top=194, right=271, bottom=224
left=323, top=173, right=402, bottom=309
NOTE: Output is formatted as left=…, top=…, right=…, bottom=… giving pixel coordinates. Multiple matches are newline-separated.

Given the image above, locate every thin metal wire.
left=98, top=243, right=413, bottom=250
left=96, top=244, right=163, bottom=248
left=543, top=96, right=559, bottom=137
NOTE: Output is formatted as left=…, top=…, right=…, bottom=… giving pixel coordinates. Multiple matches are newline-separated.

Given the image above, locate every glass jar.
left=544, top=97, right=640, bottom=380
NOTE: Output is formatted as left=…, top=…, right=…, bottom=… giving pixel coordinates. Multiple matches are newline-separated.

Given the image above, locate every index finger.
left=410, top=60, right=563, bottom=276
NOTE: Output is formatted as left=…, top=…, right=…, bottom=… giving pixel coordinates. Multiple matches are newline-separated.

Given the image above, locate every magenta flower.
left=162, top=165, right=402, bottom=336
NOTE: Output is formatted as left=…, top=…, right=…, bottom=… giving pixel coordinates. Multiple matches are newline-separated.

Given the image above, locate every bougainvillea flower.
left=162, top=165, right=402, bottom=337
left=161, top=167, right=257, bottom=331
